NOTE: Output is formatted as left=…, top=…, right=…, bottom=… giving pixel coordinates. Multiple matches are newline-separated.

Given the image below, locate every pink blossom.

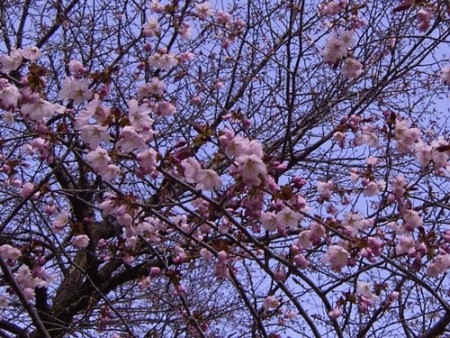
left=181, top=157, right=202, bottom=183
left=350, top=15, right=366, bottom=29
left=216, top=10, right=232, bottom=25
left=265, top=176, right=280, bottom=193
left=321, top=30, right=354, bottom=65
left=366, top=157, right=378, bottom=166
left=199, top=248, right=212, bottom=261
left=196, top=169, right=222, bottom=190
left=72, top=234, right=90, bottom=248
left=20, top=182, right=35, bottom=198
left=147, top=0, right=164, bottom=13
left=155, top=101, right=176, bottom=117
left=358, top=296, right=371, bottom=313
left=148, top=51, right=178, bottom=70
left=22, top=287, right=36, bottom=300
left=442, top=230, right=450, bottom=243
left=138, top=276, right=152, bottom=289
left=317, top=180, right=334, bottom=199
left=273, top=268, right=286, bottom=282
left=115, top=126, right=148, bottom=153
left=21, top=99, right=65, bottom=123
left=415, top=141, right=432, bottom=167
left=29, top=137, right=50, bottom=158
left=392, top=175, right=407, bottom=197
left=354, top=124, right=379, bottom=147
left=328, top=306, right=342, bottom=319
left=128, top=100, right=154, bottom=136
left=52, top=212, right=69, bottom=231
left=309, top=223, right=325, bottom=244
left=3, top=111, right=14, bottom=125
left=22, top=46, right=41, bottom=61
left=15, top=265, right=33, bottom=286
left=225, top=135, right=249, bottom=157
left=321, top=37, right=346, bottom=64
left=196, top=2, right=213, bottom=20
left=426, top=254, right=450, bottom=277
left=338, top=29, right=355, bottom=47
left=402, top=210, right=423, bottom=231
left=396, top=235, right=415, bottom=255
left=98, top=193, right=117, bottom=216
left=0, top=49, right=23, bottom=73
left=321, top=245, right=350, bottom=271
left=178, top=21, right=192, bottom=40
left=143, top=18, right=160, bottom=37
left=58, top=77, right=92, bottom=105
left=226, top=136, right=264, bottom=158
left=80, top=124, right=109, bottom=149
left=386, top=291, right=399, bottom=305
left=137, top=148, right=158, bottom=173
left=135, top=221, right=154, bottom=237
left=215, top=261, right=230, bottom=279
left=395, top=120, right=420, bottom=153
left=363, top=180, right=384, bottom=197
left=263, top=296, right=279, bottom=310
left=341, top=211, right=363, bottom=234
left=441, top=65, right=450, bottom=86
left=284, top=310, right=297, bottom=320
left=15, top=264, right=48, bottom=300
left=333, top=131, right=345, bottom=147
left=116, top=207, right=134, bottom=226
left=297, top=231, right=311, bottom=249
left=68, top=60, right=86, bottom=77
left=0, top=80, right=20, bottom=111
left=75, top=95, right=110, bottom=128
left=235, top=154, right=267, bottom=186
left=242, top=138, right=264, bottom=157
left=350, top=171, right=360, bottom=184
left=319, top=1, right=345, bottom=16
left=356, top=281, right=379, bottom=304
left=176, top=52, right=195, bottom=63
left=260, top=212, right=277, bottom=231
left=218, top=129, right=235, bottom=148
left=100, top=164, right=120, bottom=182
left=86, top=147, right=112, bottom=173
left=341, top=57, right=363, bottom=79
left=137, top=77, right=165, bottom=98
left=416, top=9, right=431, bottom=32
left=233, top=18, right=246, bottom=30
left=431, top=137, right=450, bottom=168
left=44, top=204, right=57, bottom=215
left=367, top=237, right=384, bottom=256
left=123, top=255, right=135, bottom=266
left=294, top=254, right=310, bottom=268
left=0, top=244, right=21, bottom=261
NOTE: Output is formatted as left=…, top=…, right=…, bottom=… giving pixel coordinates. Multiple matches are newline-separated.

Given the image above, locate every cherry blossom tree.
left=0, top=0, right=450, bottom=337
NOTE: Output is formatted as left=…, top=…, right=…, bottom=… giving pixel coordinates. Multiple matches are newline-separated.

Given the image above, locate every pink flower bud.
left=19, top=182, right=35, bottom=198
left=328, top=306, right=342, bottom=320
left=274, top=269, right=286, bottom=282
left=263, top=296, right=279, bottom=310
left=150, top=267, right=161, bottom=278
left=217, top=250, right=228, bottom=262
left=190, top=96, right=202, bottom=105
left=386, top=291, right=399, bottom=304
left=294, top=254, right=310, bottom=269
